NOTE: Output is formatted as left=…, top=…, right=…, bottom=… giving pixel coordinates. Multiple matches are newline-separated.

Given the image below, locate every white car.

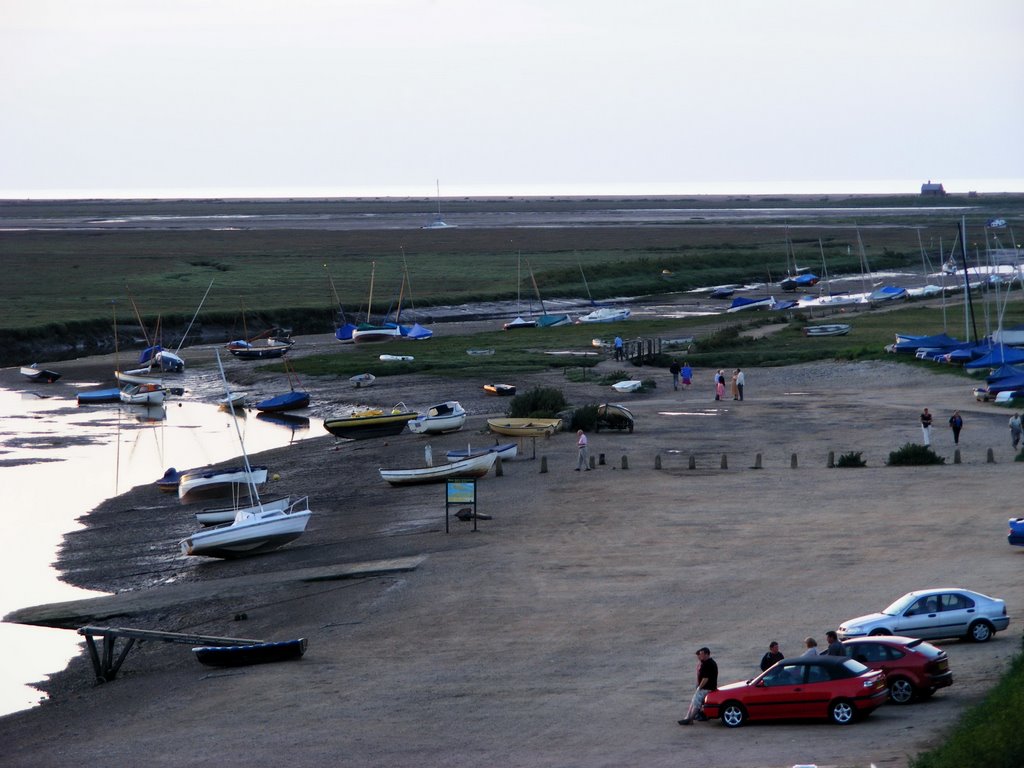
left=837, top=588, right=1010, bottom=643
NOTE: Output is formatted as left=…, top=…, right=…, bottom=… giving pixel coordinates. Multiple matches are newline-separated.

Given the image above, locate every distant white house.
left=921, top=180, right=946, bottom=196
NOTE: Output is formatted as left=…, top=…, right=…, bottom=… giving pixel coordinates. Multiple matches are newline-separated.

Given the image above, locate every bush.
left=570, top=404, right=600, bottom=431
left=835, top=451, right=866, bottom=468
left=886, top=443, right=945, bottom=466
left=507, top=386, right=568, bottom=418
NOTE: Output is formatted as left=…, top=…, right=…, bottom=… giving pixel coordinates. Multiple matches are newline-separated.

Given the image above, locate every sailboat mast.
left=367, top=261, right=376, bottom=323
left=436, top=179, right=442, bottom=218
left=959, top=218, right=978, bottom=343
left=214, top=349, right=261, bottom=507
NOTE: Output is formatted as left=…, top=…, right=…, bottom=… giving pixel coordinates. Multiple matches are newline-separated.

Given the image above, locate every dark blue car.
left=1009, top=518, right=1024, bottom=547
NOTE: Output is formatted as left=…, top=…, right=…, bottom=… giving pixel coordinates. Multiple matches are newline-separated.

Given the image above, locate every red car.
left=842, top=636, right=953, bottom=704
left=703, top=656, right=888, bottom=727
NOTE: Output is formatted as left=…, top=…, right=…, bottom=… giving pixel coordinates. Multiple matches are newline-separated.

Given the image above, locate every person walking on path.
left=1010, top=413, right=1022, bottom=450
left=681, top=362, right=692, bottom=389
left=920, top=408, right=933, bottom=446
left=759, top=641, right=784, bottom=671
left=735, top=368, right=745, bottom=401
left=575, top=429, right=590, bottom=471
left=678, top=647, right=718, bottom=725
left=669, top=360, right=681, bottom=391
left=948, top=411, right=963, bottom=446
left=821, top=631, right=845, bottom=657
left=730, top=370, right=740, bottom=400
left=613, top=336, right=624, bottom=362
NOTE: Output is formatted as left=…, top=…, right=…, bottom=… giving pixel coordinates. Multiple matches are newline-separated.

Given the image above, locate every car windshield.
left=882, top=593, right=919, bottom=615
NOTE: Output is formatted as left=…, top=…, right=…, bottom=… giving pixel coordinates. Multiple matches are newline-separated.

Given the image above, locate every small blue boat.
left=77, top=388, right=121, bottom=405
left=193, top=638, right=307, bottom=667
left=255, top=391, right=310, bottom=413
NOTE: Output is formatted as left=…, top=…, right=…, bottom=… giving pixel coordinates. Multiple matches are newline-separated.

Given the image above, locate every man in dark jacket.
left=759, top=640, right=784, bottom=671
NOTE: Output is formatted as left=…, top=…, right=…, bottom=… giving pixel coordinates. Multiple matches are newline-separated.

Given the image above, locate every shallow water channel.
left=0, top=384, right=320, bottom=716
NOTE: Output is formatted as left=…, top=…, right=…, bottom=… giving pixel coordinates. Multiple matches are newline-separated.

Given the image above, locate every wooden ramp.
left=5, top=556, right=426, bottom=629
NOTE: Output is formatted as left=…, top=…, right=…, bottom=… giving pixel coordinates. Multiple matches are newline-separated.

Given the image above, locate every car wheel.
left=888, top=676, right=916, bottom=705
left=868, top=628, right=891, bottom=636
left=720, top=702, right=747, bottom=728
left=627, top=423, right=633, bottom=433
left=967, top=620, right=993, bottom=642
left=829, top=699, right=855, bottom=725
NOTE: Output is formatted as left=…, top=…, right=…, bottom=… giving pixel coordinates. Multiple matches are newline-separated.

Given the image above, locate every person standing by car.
left=920, top=407, right=933, bottom=446
left=759, top=640, right=784, bottom=671
left=948, top=410, right=964, bottom=446
left=678, top=647, right=718, bottom=725
left=801, top=637, right=819, bottom=656
left=669, top=359, right=681, bottom=391
left=821, top=631, right=845, bottom=657
left=1009, top=412, right=1022, bottom=451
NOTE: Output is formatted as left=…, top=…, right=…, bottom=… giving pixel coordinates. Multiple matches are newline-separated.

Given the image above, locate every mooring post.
left=720, top=454, right=728, bottom=469
left=754, top=453, right=762, bottom=469
left=689, top=455, right=696, bottom=470
left=540, top=456, right=548, bottom=473
left=495, top=456, right=503, bottom=476
left=599, top=452, right=606, bottom=466
left=791, top=453, right=798, bottom=468
left=827, top=451, right=835, bottom=468
left=621, top=455, right=629, bottom=470
left=655, top=454, right=662, bottom=470
left=987, top=448, right=995, bottom=464
left=954, top=449, right=961, bottom=465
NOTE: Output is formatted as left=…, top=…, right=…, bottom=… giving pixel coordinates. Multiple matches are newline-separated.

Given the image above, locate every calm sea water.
left=0, top=383, right=320, bottom=716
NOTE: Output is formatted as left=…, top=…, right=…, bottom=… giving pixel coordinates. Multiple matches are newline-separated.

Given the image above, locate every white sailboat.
left=179, top=351, right=312, bottom=559
left=421, top=179, right=453, bottom=229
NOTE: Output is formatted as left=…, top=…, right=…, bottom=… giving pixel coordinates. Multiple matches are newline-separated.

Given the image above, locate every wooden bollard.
left=589, top=455, right=596, bottom=469
left=791, top=453, right=798, bottom=469
left=599, top=452, right=606, bottom=466
left=689, top=455, right=696, bottom=470
left=720, top=454, right=728, bottom=469
left=655, top=454, right=662, bottom=470
left=827, top=451, right=835, bottom=468
left=495, top=457, right=503, bottom=476
left=621, top=455, right=629, bottom=470
left=954, top=449, right=961, bottom=465
left=754, top=453, right=762, bottom=469
left=987, top=448, right=995, bottom=464
left=540, top=456, right=548, bottom=473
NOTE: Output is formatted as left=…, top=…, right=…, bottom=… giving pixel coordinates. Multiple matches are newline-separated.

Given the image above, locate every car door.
left=745, top=663, right=810, bottom=720
left=936, top=592, right=975, bottom=637
left=894, top=595, right=942, bottom=638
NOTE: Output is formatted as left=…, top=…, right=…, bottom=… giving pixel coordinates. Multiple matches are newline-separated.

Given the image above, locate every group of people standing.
left=678, top=631, right=846, bottom=726
left=920, top=408, right=1024, bottom=452
left=667, top=362, right=745, bottom=401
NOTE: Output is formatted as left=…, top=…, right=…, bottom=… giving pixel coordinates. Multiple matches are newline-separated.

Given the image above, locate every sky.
left=2, top=0, right=1023, bottom=198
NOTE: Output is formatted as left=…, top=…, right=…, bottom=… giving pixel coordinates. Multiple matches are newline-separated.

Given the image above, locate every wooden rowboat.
left=379, top=452, right=498, bottom=486
left=486, top=417, right=561, bottom=438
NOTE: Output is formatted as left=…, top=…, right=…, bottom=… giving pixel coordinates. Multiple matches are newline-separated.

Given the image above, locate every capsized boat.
left=611, top=380, right=642, bottom=393
left=486, top=417, right=562, bottom=437
left=804, top=324, right=851, bottom=337
left=503, top=316, right=537, bottom=330
left=19, top=364, right=61, bottom=383
left=595, top=403, right=635, bottom=432
left=483, top=383, right=516, bottom=396
left=379, top=452, right=497, bottom=486
left=193, top=638, right=307, bottom=667
left=445, top=442, right=518, bottom=463
left=408, top=400, right=467, bottom=435
left=349, top=373, right=376, bottom=388
left=323, top=404, right=418, bottom=439
left=178, top=465, right=269, bottom=502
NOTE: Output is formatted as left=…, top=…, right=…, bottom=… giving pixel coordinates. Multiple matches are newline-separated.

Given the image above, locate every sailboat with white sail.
left=179, top=351, right=312, bottom=559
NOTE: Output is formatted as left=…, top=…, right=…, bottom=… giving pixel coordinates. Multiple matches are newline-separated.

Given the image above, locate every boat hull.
left=408, top=401, right=467, bottom=435
left=255, top=392, right=310, bottom=412
left=379, top=453, right=497, bottom=485
left=483, top=384, right=516, bottom=396
left=486, top=418, right=561, bottom=437
left=804, top=324, right=851, bottom=337
left=446, top=443, right=518, bottom=462
left=323, top=410, right=418, bottom=439
left=193, top=638, right=307, bottom=667
left=577, top=307, right=631, bottom=323
left=179, top=499, right=311, bottom=558
left=20, top=366, right=61, bottom=383
left=196, top=496, right=291, bottom=527
left=178, top=466, right=269, bottom=502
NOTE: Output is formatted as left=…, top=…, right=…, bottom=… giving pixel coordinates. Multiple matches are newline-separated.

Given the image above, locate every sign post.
left=445, top=478, right=478, bottom=533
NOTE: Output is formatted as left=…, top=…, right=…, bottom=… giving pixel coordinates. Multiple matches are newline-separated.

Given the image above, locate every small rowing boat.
left=483, top=383, right=516, bottom=396
left=486, top=417, right=562, bottom=437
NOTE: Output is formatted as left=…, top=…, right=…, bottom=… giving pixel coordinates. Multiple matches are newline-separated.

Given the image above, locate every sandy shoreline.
left=2, top=334, right=1022, bottom=766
